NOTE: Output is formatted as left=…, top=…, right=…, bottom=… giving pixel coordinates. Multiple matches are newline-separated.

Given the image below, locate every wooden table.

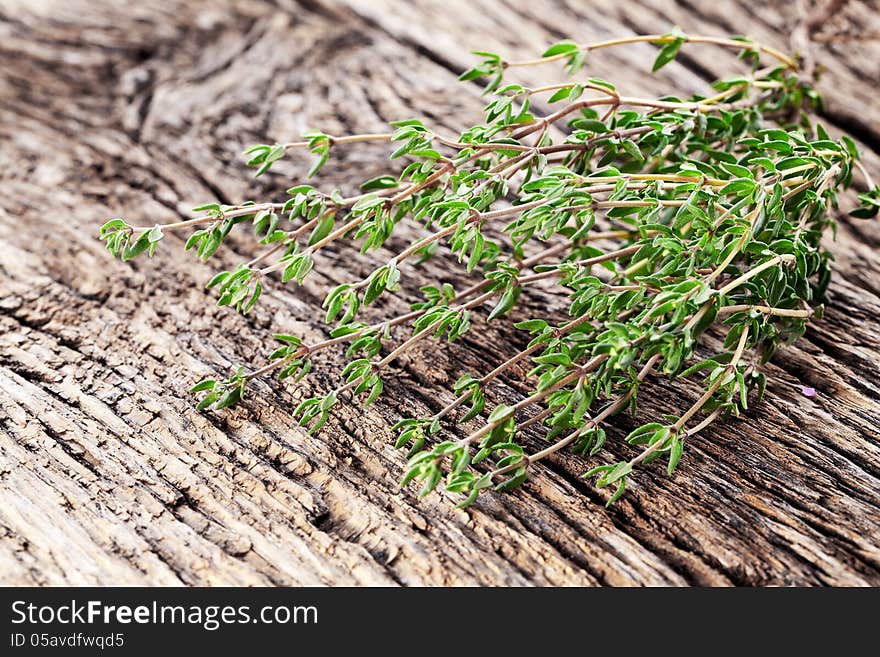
left=1, top=0, right=878, bottom=585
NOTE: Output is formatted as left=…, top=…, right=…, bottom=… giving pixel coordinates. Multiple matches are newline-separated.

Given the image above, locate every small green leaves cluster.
left=279, top=248, right=314, bottom=284
left=363, top=263, right=401, bottom=305
left=207, top=265, right=262, bottom=313
left=191, top=369, right=248, bottom=411
left=100, top=220, right=163, bottom=260
left=245, top=144, right=286, bottom=176
left=102, top=34, right=874, bottom=511
left=458, top=51, right=505, bottom=93
left=184, top=203, right=250, bottom=260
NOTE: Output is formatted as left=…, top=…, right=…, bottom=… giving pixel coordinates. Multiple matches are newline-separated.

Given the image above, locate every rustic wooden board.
left=0, top=0, right=878, bottom=586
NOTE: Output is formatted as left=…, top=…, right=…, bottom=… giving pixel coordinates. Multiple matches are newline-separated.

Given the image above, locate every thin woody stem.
left=672, top=324, right=751, bottom=433
left=433, top=311, right=597, bottom=422
left=259, top=127, right=664, bottom=277
left=518, top=244, right=641, bottom=284
left=505, top=34, right=796, bottom=69
left=245, top=244, right=566, bottom=381
left=854, top=160, right=876, bottom=189
left=283, top=133, right=392, bottom=149
left=128, top=203, right=283, bottom=232
left=432, top=343, right=544, bottom=422
left=625, top=326, right=751, bottom=470
left=457, top=355, right=607, bottom=448
left=246, top=210, right=333, bottom=268
left=717, top=254, right=794, bottom=296
left=490, top=354, right=662, bottom=479
left=128, top=182, right=412, bottom=234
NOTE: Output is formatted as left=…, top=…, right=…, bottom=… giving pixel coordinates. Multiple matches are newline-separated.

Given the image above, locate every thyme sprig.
left=102, top=30, right=879, bottom=507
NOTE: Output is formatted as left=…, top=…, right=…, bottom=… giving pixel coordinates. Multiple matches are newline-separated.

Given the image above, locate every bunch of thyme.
left=102, top=31, right=879, bottom=506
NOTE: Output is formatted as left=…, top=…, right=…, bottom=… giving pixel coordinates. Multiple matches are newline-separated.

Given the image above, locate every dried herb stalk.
left=102, top=32, right=880, bottom=506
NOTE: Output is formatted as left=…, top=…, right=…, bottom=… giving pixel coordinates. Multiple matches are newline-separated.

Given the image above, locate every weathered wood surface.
left=0, top=0, right=878, bottom=586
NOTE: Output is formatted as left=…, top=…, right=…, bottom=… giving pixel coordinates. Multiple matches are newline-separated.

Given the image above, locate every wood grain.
left=0, top=0, right=877, bottom=586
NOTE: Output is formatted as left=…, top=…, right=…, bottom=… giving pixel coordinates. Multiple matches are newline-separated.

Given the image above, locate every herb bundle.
left=101, top=32, right=879, bottom=507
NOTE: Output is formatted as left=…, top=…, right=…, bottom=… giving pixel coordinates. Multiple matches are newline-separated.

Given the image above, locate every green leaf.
left=122, top=233, right=151, bottom=261
left=184, top=230, right=205, bottom=251
left=487, top=285, right=521, bottom=321
left=360, top=175, right=399, bottom=191
left=364, top=266, right=389, bottom=305
left=494, top=466, right=528, bottom=492
left=195, top=392, right=218, bottom=411
left=850, top=206, right=879, bottom=219
left=667, top=436, right=684, bottom=475
left=514, top=319, right=548, bottom=332
left=620, top=139, right=643, bottom=161
left=487, top=404, right=514, bottom=424
left=606, top=478, right=626, bottom=507
left=600, top=461, right=632, bottom=486
left=542, top=40, right=580, bottom=57
left=721, top=163, right=753, bottom=179
left=308, top=213, right=335, bottom=246
left=100, top=218, right=127, bottom=235
left=851, top=186, right=880, bottom=219
left=548, top=86, right=572, bottom=103
left=364, top=378, right=384, bottom=405
left=625, top=423, right=666, bottom=445
left=214, top=386, right=242, bottom=410
left=763, top=140, right=793, bottom=154
left=841, top=135, right=859, bottom=160
left=308, top=146, right=329, bottom=178
left=254, top=144, right=286, bottom=177
left=242, top=281, right=261, bottom=314
left=719, top=178, right=757, bottom=197
left=321, top=391, right=338, bottom=412
left=652, top=35, right=685, bottom=72
left=206, top=271, right=230, bottom=289
left=190, top=379, right=216, bottom=393
left=191, top=203, right=221, bottom=213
